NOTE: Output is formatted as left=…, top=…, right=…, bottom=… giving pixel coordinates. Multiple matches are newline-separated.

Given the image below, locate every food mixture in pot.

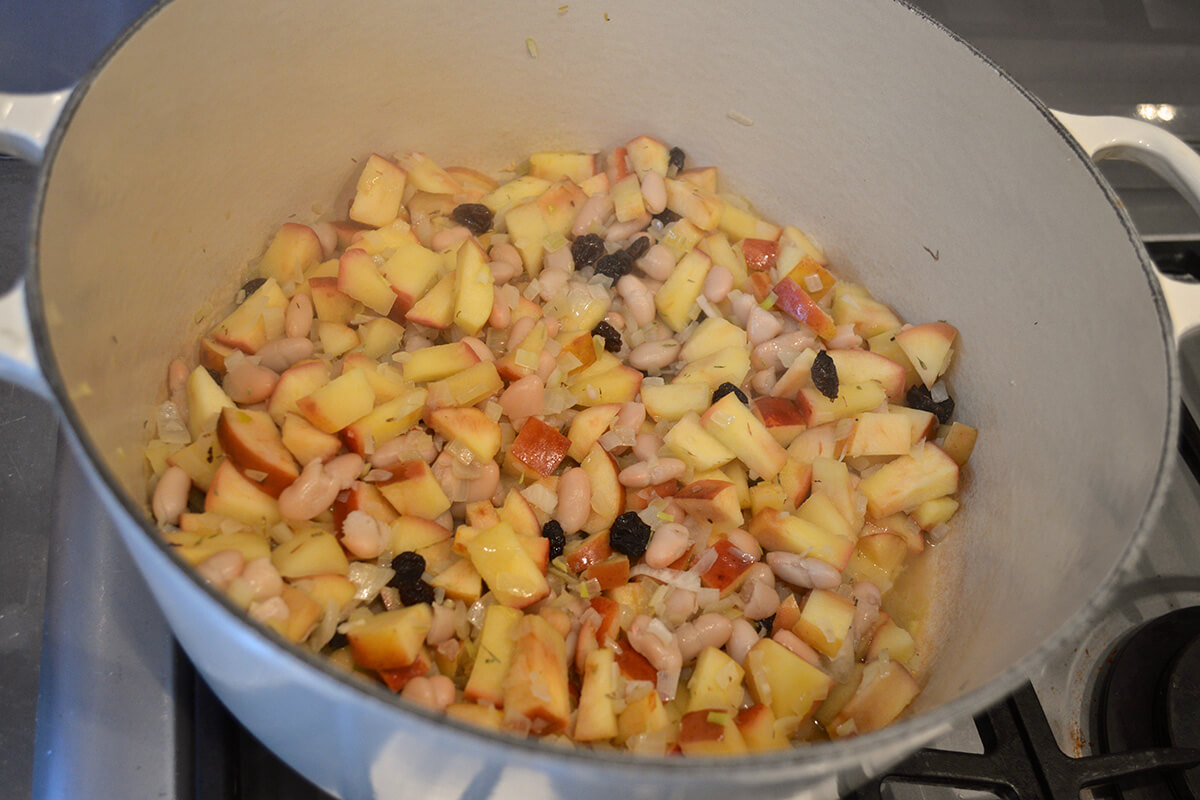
left=144, top=136, right=977, bottom=755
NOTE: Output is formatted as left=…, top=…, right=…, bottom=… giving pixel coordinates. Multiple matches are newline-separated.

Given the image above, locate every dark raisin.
left=570, top=233, right=606, bottom=269
left=240, top=277, right=266, bottom=297
left=327, top=631, right=349, bottom=651
left=398, top=579, right=435, bottom=607
left=751, top=615, right=775, bottom=635
left=206, top=367, right=224, bottom=385
left=592, top=320, right=622, bottom=353
left=389, top=551, right=426, bottom=585
left=811, top=350, right=839, bottom=400
left=609, top=511, right=651, bottom=559
left=622, top=234, right=651, bottom=262
left=593, top=250, right=633, bottom=281
left=542, top=520, right=566, bottom=561
left=186, top=487, right=206, bottom=514
left=668, top=146, right=686, bottom=174
left=712, top=382, right=749, bottom=406
left=653, top=208, right=681, bottom=226
left=906, top=384, right=955, bottom=424
left=451, top=203, right=494, bottom=236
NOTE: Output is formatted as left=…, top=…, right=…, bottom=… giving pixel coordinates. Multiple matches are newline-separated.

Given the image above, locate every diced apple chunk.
left=347, top=604, right=432, bottom=671
left=349, top=153, right=407, bottom=227
left=466, top=522, right=550, bottom=608
left=701, top=393, right=788, bottom=480
left=859, top=442, right=959, bottom=517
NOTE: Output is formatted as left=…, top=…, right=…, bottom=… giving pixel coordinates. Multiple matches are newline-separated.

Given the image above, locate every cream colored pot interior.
left=36, top=0, right=1168, bottom=754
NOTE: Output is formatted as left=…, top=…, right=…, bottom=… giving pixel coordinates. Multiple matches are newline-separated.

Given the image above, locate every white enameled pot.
left=2, top=1, right=1200, bottom=798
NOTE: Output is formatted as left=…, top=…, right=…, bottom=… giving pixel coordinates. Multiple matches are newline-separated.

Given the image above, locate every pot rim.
left=21, top=0, right=1179, bottom=780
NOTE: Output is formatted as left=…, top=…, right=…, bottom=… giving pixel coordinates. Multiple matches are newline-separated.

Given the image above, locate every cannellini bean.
left=640, top=170, right=667, bottom=214
left=618, top=457, right=686, bottom=489
left=167, top=358, right=189, bottom=406
left=633, top=431, right=662, bottom=462
left=341, top=510, right=389, bottom=560
left=402, top=675, right=456, bottom=712
left=751, top=368, right=777, bottom=396
left=725, top=529, right=761, bottom=561
left=556, top=467, right=591, bottom=534
left=284, top=293, right=314, bottom=339
left=663, top=587, right=698, bottom=626
left=604, top=311, right=626, bottom=332
left=544, top=317, right=561, bottom=338
left=725, top=618, right=760, bottom=664
left=605, top=214, right=651, bottom=243
left=490, top=242, right=523, bottom=269
left=739, top=576, right=780, bottom=620
left=765, top=551, right=842, bottom=589
left=311, top=221, right=338, bottom=258
left=773, top=630, right=822, bottom=666
left=572, top=193, right=613, bottom=237
left=152, top=465, right=191, bottom=526
left=628, top=615, right=682, bottom=700
left=443, top=456, right=501, bottom=504
left=637, top=244, right=676, bottom=281
left=827, top=323, right=863, bottom=350
left=544, top=246, right=574, bottom=274
left=851, top=580, right=883, bottom=646
left=278, top=454, right=362, bottom=521
left=616, top=401, right=645, bottom=433
left=430, top=225, right=472, bottom=252
left=489, top=259, right=521, bottom=286
left=644, top=522, right=691, bottom=568
left=538, top=268, right=569, bottom=302
left=729, top=291, right=757, bottom=326
left=461, top=336, right=494, bottom=362
left=488, top=295, right=512, bottom=329
left=534, top=349, right=555, bottom=383
left=249, top=596, right=290, bottom=625
left=752, top=331, right=817, bottom=371
left=256, top=336, right=314, bottom=372
left=507, top=316, right=536, bottom=350
left=223, top=361, right=279, bottom=405
left=702, top=264, right=734, bottom=303
left=500, top=375, right=545, bottom=422
left=196, top=549, right=244, bottom=589
left=616, top=274, right=656, bottom=327
left=427, top=603, right=457, bottom=646
left=677, top=613, right=734, bottom=662
left=747, top=304, right=783, bottom=346
left=241, top=556, right=284, bottom=601
left=628, top=339, right=681, bottom=372
left=371, top=429, right=437, bottom=468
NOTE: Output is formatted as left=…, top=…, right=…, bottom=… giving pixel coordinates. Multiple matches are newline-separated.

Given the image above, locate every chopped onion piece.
left=155, top=401, right=191, bottom=444
left=929, top=522, right=951, bottom=543
left=348, top=562, right=395, bottom=604
left=804, top=273, right=825, bottom=293
left=930, top=380, right=950, bottom=403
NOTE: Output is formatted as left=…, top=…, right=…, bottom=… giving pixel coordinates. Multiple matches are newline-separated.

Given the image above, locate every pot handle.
left=0, top=90, right=72, bottom=399
left=1053, top=110, right=1200, bottom=342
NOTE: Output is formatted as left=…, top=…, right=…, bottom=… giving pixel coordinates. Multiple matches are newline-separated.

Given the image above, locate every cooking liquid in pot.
left=143, top=137, right=975, bottom=754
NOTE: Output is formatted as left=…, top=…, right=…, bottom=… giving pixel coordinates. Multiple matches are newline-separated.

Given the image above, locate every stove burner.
left=1092, top=607, right=1200, bottom=800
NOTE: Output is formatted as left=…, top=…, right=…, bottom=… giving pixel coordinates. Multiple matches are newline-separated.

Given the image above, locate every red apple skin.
left=701, top=537, right=758, bottom=591
left=753, top=396, right=807, bottom=443
left=748, top=272, right=774, bottom=302
left=773, top=278, right=837, bottom=339
left=510, top=417, right=571, bottom=477
left=741, top=238, right=779, bottom=272
left=216, top=408, right=300, bottom=497
left=615, top=642, right=658, bottom=685
left=332, top=481, right=398, bottom=529
left=589, top=596, right=620, bottom=644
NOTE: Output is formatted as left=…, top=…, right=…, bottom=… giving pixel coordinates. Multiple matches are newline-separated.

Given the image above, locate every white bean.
left=248, top=596, right=290, bottom=625
left=488, top=293, right=512, bottom=328
left=544, top=245, right=574, bottom=274
left=628, top=340, right=681, bottom=372
left=605, top=214, right=651, bottom=243
left=152, top=466, right=191, bottom=526
left=536, top=349, right=557, bottom=382
left=311, top=221, right=338, bottom=258
left=827, top=323, right=863, bottom=350
left=256, top=337, right=314, bottom=372
left=729, top=291, right=757, bottom=326
left=663, top=587, right=698, bottom=626
left=402, top=675, right=455, bottom=712
left=489, top=259, right=521, bottom=286
left=371, top=430, right=437, bottom=468
left=500, top=375, right=545, bottom=422
left=167, top=358, right=189, bottom=407
left=426, top=603, right=457, bottom=646
left=637, top=244, right=676, bottom=281
left=640, top=170, right=667, bottom=214
left=725, top=529, right=761, bottom=561
left=747, top=304, right=783, bottom=346
left=702, top=264, right=734, bottom=303
left=278, top=454, right=362, bottom=521
left=196, top=549, right=244, bottom=589
left=223, top=361, right=279, bottom=405
left=604, top=311, right=626, bottom=332
left=284, top=293, right=314, bottom=339
left=633, top=431, right=663, bottom=462
left=572, top=193, right=614, bottom=237
left=677, top=613, right=733, bottom=662
left=725, top=618, right=760, bottom=664
left=538, top=268, right=569, bottom=302
left=490, top=242, right=523, bottom=269
left=241, top=556, right=284, bottom=601
left=556, top=467, right=591, bottom=534
left=460, top=336, right=494, bottom=362
left=618, top=457, right=686, bottom=489
left=430, top=225, right=472, bottom=252
left=751, top=368, right=777, bottom=396
left=644, top=522, right=691, bottom=569
left=851, top=580, right=883, bottom=648
left=765, top=551, right=842, bottom=589
left=341, top=510, right=389, bottom=560
left=628, top=615, right=682, bottom=700
left=616, top=274, right=656, bottom=327
left=507, top=316, right=535, bottom=350
left=773, top=630, right=822, bottom=666
left=739, top=576, right=781, bottom=620
left=616, top=401, right=645, bottom=433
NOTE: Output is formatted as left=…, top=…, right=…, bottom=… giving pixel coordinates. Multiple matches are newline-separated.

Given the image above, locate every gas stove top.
left=3, top=2, right=1200, bottom=799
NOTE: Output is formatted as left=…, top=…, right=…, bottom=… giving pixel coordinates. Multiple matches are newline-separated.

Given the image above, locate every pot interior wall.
left=35, top=0, right=1169, bottom=727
